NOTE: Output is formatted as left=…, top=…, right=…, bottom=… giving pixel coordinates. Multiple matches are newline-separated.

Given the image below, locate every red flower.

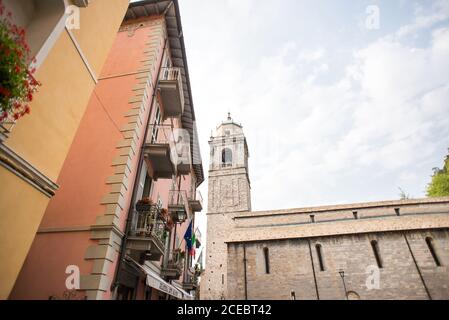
left=27, top=92, right=33, bottom=101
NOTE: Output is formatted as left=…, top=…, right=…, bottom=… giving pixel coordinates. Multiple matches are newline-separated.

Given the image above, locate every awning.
left=172, top=281, right=194, bottom=300
left=142, top=265, right=183, bottom=300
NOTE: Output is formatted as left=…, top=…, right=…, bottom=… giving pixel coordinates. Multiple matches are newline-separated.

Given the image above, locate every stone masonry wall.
left=227, top=229, right=449, bottom=300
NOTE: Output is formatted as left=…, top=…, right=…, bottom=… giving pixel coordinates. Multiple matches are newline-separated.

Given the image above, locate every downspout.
left=111, top=36, right=169, bottom=295
left=307, top=239, right=320, bottom=300
left=403, top=232, right=432, bottom=300
left=243, top=243, right=248, bottom=300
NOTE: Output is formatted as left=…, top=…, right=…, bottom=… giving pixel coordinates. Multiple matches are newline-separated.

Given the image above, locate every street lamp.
left=338, top=269, right=348, bottom=300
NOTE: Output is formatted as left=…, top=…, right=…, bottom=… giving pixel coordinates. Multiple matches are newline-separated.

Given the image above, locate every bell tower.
left=202, top=114, right=251, bottom=300
left=208, top=113, right=251, bottom=213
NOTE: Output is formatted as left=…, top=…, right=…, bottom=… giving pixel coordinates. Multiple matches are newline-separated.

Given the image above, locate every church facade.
left=201, top=116, right=449, bottom=300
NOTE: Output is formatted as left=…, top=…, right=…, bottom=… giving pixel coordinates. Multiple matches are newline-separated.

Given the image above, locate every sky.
left=175, top=0, right=449, bottom=246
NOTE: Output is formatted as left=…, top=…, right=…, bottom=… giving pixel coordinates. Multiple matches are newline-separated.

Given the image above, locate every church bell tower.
left=202, top=114, right=251, bottom=300
left=208, top=113, right=251, bottom=213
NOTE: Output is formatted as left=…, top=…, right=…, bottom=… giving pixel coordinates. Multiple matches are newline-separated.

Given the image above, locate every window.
left=221, top=148, right=232, bottom=167
left=353, top=211, right=358, bottom=220
left=425, top=237, right=441, bottom=267
left=263, top=247, right=270, bottom=274
left=225, top=130, right=230, bottom=136
left=310, top=215, right=315, bottom=223
left=316, top=244, right=325, bottom=271
left=142, top=174, right=152, bottom=198
left=150, top=104, right=162, bottom=143
left=370, top=240, right=383, bottom=268
left=394, top=208, right=400, bottom=216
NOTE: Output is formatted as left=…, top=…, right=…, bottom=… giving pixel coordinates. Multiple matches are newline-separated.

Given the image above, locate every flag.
left=183, top=220, right=193, bottom=250
left=190, top=233, right=196, bottom=257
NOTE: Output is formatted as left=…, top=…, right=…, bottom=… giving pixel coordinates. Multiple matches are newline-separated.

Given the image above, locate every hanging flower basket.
left=135, top=197, right=154, bottom=212
left=161, top=208, right=174, bottom=230
left=0, top=1, right=41, bottom=122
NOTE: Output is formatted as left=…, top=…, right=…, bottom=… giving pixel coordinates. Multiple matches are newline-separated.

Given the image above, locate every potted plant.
left=161, top=208, right=174, bottom=231
left=0, top=2, right=41, bottom=122
left=135, top=197, right=153, bottom=212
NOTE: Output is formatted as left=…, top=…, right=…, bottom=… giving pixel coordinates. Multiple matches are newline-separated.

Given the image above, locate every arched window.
left=263, top=247, right=270, bottom=274
left=370, top=240, right=383, bottom=268
left=315, top=244, right=325, bottom=271
left=425, top=237, right=441, bottom=267
left=222, top=148, right=232, bottom=167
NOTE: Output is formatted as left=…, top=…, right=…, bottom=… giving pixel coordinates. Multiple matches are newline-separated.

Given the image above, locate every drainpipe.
left=111, top=36, right=169, bottom=296
left=307, top=239, right=320, bottom=300
left=243, top=243, right=248, bottom=300
left=403, top=232, right=432, bottom=300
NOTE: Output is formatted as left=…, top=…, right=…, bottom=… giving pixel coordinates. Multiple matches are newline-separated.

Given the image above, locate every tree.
left=427, top=150, right=449, bottom=197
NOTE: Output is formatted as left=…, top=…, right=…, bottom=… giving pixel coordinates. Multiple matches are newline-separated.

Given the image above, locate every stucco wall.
left=0, top=1, right=128, bottom=300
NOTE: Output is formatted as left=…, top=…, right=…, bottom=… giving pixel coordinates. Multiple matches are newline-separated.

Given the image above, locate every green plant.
left=0, top=0, right=41, bottom=122
left=427, top=150, right=449, bottom=197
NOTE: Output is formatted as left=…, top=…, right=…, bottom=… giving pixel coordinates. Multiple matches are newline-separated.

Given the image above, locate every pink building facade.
left=10, top=0, right=204, bottom=300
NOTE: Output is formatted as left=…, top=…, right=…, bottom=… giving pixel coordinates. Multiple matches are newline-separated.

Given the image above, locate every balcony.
left=0, top=117, right=15, bottom=142
left=159, top=67, right=185, bottom=119
left=126, top=204, right=167, bottom=262
left=143, top=124, right=177, bottom=180
left=188, top=190, right=203, bottom=213
left=168, top=190, right=189, bottom=223
left=183, top=274, right=199, bottom=291
left=161, top=250, right=184, bottom=280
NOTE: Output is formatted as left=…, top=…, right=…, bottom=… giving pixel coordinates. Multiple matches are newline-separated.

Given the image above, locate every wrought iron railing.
left=189, top=190, right=203, bottom=204
left=168, top=189, right=188, bottom=208
left=129, top=205, right=166, bottom=249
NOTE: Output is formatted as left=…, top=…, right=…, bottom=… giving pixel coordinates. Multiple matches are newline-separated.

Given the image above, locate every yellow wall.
left=0, top=0, right=129, bottom=299
left=0, top=168, right=49, bottom=299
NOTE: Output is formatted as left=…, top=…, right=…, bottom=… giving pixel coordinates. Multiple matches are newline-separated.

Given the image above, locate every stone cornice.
left=226, top=212, right=449, bottom=243
left=235, top=197, right=449, bottom=219
left=0, top=143, right=59, bottom=197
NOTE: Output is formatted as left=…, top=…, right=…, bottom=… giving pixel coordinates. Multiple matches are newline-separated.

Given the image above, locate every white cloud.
left=183, top=1, right=449, bottom=246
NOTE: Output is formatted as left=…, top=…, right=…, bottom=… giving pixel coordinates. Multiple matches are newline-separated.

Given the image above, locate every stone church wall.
left=227, top=229, right=449, bottom=300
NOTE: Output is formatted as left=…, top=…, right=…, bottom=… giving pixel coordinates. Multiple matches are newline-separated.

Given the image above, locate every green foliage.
left=427, top=151, right=449, bottom=197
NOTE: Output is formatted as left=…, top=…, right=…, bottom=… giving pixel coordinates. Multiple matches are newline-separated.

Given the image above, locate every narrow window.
left=316, top=244, right=325, bottom=271
left=222, top=148, right=232, bottom=167
left=263, top=247, right=270, bottom=274
left=371, top=240, right=383, bottom=268
left=425, top=237, right=441, bottom=267
left=310, top=215, right=315, bottom=223
left=222, top=274, right=224, bottom=284
left=394, top=208, right=400, bottom=216
left=353, top=211, right=358, bottom=220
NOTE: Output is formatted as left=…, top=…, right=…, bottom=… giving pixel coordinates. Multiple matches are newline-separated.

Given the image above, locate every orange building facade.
left=10, top=0, right=204, bottom=300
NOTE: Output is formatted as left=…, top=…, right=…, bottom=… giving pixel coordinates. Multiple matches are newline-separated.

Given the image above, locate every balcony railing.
left=159, top=67, right=185, bottom=118
left=143, top=124, right=177, bottom=180
left=0, top=117, right=16, bottom=142
left=188, top=190, right=203, bottom=213
left=126, top=204, right=167, bottom=261
left=183, top=273, right=199, bottom=291
left=161, top=250, right=184, bottom=280
left=168, top=190, right=189, bottom=223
